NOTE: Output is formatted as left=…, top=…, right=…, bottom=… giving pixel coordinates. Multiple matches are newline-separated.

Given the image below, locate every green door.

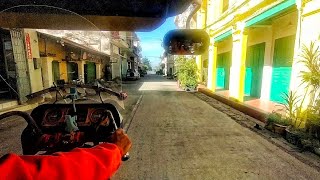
left=245, top=43, right=265, bottom=97
left=84, top=62, right=96, bottom=84
left=67, top=62, right=78, bottom=82
left=216, top=51, right=231, bottom=90
left=52, top=61, right=60, bottom=83
left=270, top=35, right=295, bottom=103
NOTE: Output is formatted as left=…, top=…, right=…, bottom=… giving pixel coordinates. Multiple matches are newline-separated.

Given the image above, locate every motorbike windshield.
left=0, top=5, right=126, bottom=109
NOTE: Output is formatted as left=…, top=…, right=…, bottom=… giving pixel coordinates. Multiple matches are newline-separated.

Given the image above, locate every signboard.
left=25, top=33, right=32, bottom=59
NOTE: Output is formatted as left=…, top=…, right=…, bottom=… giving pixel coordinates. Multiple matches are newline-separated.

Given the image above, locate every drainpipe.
left=186, top=0, right=202, bottom=29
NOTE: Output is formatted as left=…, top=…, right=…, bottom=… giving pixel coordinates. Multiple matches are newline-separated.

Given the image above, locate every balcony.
left=111, top=38, right=129, bottom=49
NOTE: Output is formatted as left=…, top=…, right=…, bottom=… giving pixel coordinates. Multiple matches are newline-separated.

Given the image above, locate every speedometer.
left=42, top=108, right=64, bottom=126
left=88, top=108, right=109, bottom=125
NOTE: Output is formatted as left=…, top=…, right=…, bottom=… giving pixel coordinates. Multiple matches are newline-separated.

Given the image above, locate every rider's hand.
left=119, top=92, right=128, bottom=100
left=110, top=129, right=132, bottom=156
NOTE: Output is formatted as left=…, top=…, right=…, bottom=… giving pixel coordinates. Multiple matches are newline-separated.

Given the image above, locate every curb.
left=198, top=87, right=267, bottom=122
left=195, top=91, right=320, bottom=172
left=123, top=94, right=143, bottom=133
left=0, top=103, right=38, bottom=114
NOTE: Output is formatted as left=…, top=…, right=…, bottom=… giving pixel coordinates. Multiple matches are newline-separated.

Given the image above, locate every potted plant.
left=281, top=90, right=308, bottom=145
left=284, top=42, right=320, bottom=145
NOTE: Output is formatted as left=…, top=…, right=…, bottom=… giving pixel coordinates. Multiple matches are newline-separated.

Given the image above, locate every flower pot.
left=272, top=123, right=287, bottom=136
left=285, top=128, right=301, bottom=145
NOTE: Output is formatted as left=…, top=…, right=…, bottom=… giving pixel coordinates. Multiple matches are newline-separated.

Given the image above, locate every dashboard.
left=30, top=103, right=122, bottom=141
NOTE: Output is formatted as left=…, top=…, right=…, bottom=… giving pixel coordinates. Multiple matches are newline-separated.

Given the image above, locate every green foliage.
left=297, top=41, right=320, bottom=128
left=176, top=56, right=198, bottom=89
left=281, top=91, right=308, bottom=128
left=142, top=57, right=152, bottom=71
left=299, top=42, right=320, bottom=91
left=276, top=42, right=320, bottom=129
left=266, top=112, right=290, bottom=126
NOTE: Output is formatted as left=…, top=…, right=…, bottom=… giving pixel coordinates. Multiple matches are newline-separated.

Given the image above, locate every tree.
left=142, top=57, right=152, bottom=71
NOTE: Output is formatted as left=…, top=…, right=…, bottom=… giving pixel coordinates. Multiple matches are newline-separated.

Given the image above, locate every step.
left=0, top=100, right=18, bottom=111
left=0, top=102, right=38, bottom=114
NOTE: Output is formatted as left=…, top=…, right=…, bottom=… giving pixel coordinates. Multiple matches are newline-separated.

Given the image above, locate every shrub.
left=176, top=56, right=198, bottom=89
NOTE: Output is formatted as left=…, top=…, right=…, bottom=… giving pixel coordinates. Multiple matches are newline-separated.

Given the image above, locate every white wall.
left=24, top=29, right=43, bottom=92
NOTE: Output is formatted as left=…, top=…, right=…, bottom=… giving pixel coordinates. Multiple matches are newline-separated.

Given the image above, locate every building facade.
left=180, top=0, right=320, bottom=110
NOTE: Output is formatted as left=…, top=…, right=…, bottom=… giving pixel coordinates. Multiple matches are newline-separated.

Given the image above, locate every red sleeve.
left=0, top=143, right=122, bottom=180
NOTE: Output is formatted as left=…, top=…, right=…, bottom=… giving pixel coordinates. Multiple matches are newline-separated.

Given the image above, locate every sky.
left=136, top=17, right=176, bottom=68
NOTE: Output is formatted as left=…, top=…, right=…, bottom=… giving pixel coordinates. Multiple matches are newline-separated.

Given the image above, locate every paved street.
left=114, top=75, right=320, bottom=180
left=0, top=74, right=320, bottom=179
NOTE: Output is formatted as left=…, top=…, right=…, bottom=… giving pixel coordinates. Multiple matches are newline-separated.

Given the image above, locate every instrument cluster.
left=42, top=107, right=111, bottom=128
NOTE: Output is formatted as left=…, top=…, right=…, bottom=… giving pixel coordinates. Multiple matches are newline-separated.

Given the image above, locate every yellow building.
left=24, top=30, right=109, bottom=92
left=190, top=0, right=320, bottom=112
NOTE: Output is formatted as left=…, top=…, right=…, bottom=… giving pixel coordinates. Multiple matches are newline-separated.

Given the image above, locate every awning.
left=38, top=32, right=110, bottom=57
left=245, top=0, right=296, bottom=27
left=214, top=29, right=232, bottom=42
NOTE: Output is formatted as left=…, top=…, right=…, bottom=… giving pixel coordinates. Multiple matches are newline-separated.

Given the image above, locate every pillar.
left=96, top=63, right=102, bottom=79
left=290, top=0, right=320, bottom=107
left=41, top=57, right=53, bottom=88
left=196, top=55, right=203, bottom=82
left=207, top=37, right=218, bottom=91
left=260, top=27, right=273, bottom=101
left=229, top=22, right=248, bottom=102
left=77, top=61, right=85, bottom=81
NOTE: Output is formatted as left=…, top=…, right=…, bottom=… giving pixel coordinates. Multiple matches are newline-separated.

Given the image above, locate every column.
left=229, top=22, right=248, bottom=102
left=77, top=61, right=85, bottom=81
left=207, top=37, right=218, bottom=91
left=260, top=27, right=273, bottom=101
left=196, top=55, right=203, bottom=82
left=96, top=64, right=102, bottom=79
left=41, top=57, right=53, bottom=88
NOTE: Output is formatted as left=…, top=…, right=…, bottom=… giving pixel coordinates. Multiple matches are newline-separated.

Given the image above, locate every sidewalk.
left=0, top=102, right=38, bottom=114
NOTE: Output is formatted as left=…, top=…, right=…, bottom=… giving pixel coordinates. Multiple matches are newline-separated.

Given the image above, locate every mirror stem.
left=186, top=0, right=202, bottom=29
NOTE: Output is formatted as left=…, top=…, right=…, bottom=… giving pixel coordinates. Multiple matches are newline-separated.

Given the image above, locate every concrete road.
left=0, top=75, right=319, bottom=179
left=114, top=75, right=320, bottom=180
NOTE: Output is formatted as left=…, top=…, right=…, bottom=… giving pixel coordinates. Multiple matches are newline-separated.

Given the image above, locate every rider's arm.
left=0, top=143, right=122, bottom=180
left=0, top=129, right=131, bottom=180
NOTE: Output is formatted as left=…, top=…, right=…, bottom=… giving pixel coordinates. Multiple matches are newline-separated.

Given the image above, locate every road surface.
left=0, top=74, right=319, bottom=179
left=113, top=75, right=320, bottom=180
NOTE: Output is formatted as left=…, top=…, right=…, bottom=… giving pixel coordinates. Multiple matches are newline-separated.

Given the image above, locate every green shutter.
left=67, top=62, right=79, bottom=82
left=216, top=68, right=225, bottom=88
left=244, top=68, right=252, bottom=96
left=245, top=43, right=265, bottom=98
left=52, top=61, right=60, bottom=83
left=270, top=35, right=295, bottom=103
left=85, top=62, right=96, bottom=84
left=216, top=51, right=232, bottom=90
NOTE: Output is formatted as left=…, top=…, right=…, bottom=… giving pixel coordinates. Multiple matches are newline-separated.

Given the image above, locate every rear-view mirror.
left=163, top=29, right=210, bottom=55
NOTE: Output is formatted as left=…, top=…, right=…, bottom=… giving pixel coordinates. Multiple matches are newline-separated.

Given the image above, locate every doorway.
left=244, top=43, right=265, bottom=98
left=67, top=62, right=79, bottom=82
left=270, top=35, right=295, bottom=103
left=52, top=61, right=60, bottom=84
left=216, top=51, right=231, bottom=90
left=0, top=33, right=17, bottom=99
left=84, top=62, right=96, bottom=84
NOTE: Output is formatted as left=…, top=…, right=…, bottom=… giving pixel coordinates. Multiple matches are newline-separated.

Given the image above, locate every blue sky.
left=137, top=17, right=176, bottom=68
